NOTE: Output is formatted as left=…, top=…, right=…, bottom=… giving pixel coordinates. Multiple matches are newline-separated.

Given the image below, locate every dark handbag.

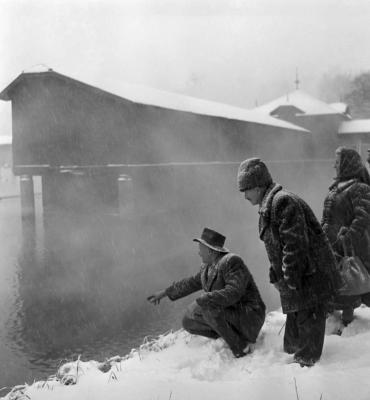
left=338, top=241, right=370, bottom=296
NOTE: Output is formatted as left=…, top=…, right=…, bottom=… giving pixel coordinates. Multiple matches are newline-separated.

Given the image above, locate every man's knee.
left=199, top=304, right=222, bottom=320
left=182, top=312, right=193, bottom=332
left=182, top=301, right=203, bottom=332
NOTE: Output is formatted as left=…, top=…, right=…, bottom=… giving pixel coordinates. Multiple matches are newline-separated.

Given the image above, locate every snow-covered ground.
left=3, top=306, right=370, bottom=400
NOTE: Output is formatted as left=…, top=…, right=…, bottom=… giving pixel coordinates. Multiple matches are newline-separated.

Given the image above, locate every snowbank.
left=3, top=307, right=370, bottom=400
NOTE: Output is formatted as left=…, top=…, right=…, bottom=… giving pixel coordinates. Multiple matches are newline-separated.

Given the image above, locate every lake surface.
left=0, top=196, right=196, bottom=389
left=0, top=187, right=281, bottom=392
left=0, top=160, right=334, bottom=391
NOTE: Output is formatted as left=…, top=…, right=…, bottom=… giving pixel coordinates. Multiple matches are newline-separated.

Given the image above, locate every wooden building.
left=0, top=135, right=12, bottom=166
left=338, top=119, right=370, bottom=161
left=253, top=89, right=352, bottom=158
left=253, top=88, right=370, bottom=161
left=0, top=68, right=306, bottom=218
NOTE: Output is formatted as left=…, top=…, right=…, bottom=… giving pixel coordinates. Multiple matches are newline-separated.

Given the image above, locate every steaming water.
left=0, top=160, right=333, bottom=389
left=0, top=196, right=194, bottom=388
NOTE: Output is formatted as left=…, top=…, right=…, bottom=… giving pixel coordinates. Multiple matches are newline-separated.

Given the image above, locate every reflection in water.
left=4, top=203, right=192, bottom=387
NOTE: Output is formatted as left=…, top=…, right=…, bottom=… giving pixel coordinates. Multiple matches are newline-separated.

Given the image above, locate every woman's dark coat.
left=259, top=183, right=337, bottom=313
left=322, top=179, right=370, bottom=272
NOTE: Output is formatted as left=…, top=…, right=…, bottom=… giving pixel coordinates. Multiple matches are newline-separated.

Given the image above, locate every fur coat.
left=259, top=183, right=336, bottom=313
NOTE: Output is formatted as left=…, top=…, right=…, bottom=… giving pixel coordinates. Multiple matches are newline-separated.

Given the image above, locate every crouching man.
left=147, top=228, right=266, bottom=358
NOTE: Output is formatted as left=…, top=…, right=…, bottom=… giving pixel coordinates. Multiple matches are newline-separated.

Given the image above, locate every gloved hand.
left=287, top=283, right=297, bottom=290
left=196, top=294, right=210, bottom=307
left=337, top=226, right=349, bottom=242
left=273, top=279, right=296, bottom=291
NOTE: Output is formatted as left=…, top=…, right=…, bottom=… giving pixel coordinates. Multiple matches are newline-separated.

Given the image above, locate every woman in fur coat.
left=322, top=147, right=370, bottom=329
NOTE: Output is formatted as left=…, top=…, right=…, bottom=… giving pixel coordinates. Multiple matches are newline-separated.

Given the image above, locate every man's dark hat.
left=193, top=228, right=229, bottom=253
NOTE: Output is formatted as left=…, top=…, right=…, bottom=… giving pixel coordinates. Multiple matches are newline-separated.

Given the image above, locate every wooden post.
left=20, top=175, right=35, bottom=224
left=118, top=174, right=134, bottom=216
left=42, top=173, right=53, bottom=217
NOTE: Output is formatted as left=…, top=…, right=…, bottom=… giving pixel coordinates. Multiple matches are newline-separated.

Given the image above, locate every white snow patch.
left=82, top=77, right=308, bottom=131
left=22, top=64, right=53, bottom=73
left=339, top=119, right=370, bottom=134
left=0, top=135, right=11, bottom=145
left=329, top=102, right=349, bottom=114
left=4, top=307, right=370, bottom=400
left=4, top=68, right=307, bottom=132
left=254, top=90, right=344, bottom=116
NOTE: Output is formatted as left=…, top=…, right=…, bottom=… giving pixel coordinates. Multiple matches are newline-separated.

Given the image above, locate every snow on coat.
left=259, top=183, right=336, bottom=313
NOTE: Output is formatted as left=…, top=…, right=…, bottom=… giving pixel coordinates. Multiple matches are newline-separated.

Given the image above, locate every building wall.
left=0, top=144, right=12, bottom=166
left=7, top=73, right=310, bottom=214
left=9, top=73, right=307, bottom=170
left=11, top=74, right=135, bottom=166
left=270, top=112, right=345, bottom=159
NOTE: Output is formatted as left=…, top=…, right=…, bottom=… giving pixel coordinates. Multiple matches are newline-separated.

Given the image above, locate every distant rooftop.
left=0, top=135, right=12, bottom=145
left=329, top=102, right=350, bottom=115
left=22, top=64, right=53, bottom=73
left=0, top=66, right=307, bottom=133
left=254, top=89, right=346, bottom=116
left=338, top=120, right=370, bottom=135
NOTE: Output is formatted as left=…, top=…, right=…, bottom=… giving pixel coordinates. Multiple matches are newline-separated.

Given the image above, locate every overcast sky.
left=1, top=0, right=370, bottom=135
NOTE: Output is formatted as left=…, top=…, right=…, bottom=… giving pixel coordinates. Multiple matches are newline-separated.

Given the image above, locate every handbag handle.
left=342, top=237, right=355, bottom=258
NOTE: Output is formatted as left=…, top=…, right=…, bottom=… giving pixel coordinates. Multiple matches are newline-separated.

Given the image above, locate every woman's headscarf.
left=334, top=146, right=370, bottom=186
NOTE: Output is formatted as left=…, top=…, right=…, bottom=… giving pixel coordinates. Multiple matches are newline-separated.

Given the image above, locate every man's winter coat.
left=165, top=252, right=266, bottom=342
left=259, top=183, right=336, bottom=313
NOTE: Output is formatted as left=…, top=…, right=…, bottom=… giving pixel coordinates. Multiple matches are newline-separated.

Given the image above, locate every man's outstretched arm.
left=147, top=272, right=202, bottom=305
left=147, top=289, right=167, bottom=305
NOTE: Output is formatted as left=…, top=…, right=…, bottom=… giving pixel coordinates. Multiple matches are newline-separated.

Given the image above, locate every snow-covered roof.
left=0, top=135, right=12, bottom=145
left=338, top=119, right=370, bottom=134
left=254, top=90, right=345, bottom=116
left=329, top=102, right=349, bottom=114
left=22, top=64, right=53, bottom=73
left=0, top=68, right=307, bottom=133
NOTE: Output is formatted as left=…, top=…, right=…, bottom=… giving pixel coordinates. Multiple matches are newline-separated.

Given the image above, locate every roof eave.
left=0, top=71, right=57, bottom=101
left=0, top=70, right=308, bottom=133
left=254, top=121, right=309, bottom=133
left=0, top=74, right=23, bottom=100
left=296, top=112, right=342, bottom=117
left=338, top=131, right=370, bottom=135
